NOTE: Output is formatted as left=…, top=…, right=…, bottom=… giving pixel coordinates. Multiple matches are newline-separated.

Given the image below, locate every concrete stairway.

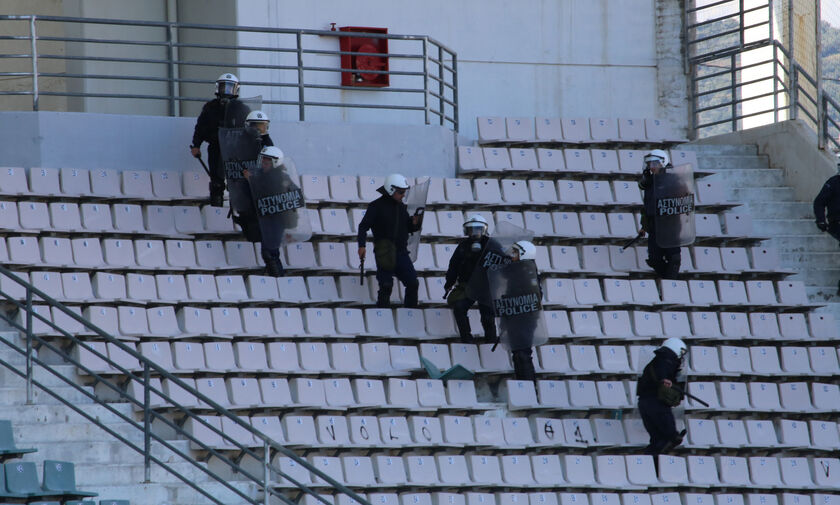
left=0, top=332, right=260, bottom=505
left=680, top=143, right=840, bottom=320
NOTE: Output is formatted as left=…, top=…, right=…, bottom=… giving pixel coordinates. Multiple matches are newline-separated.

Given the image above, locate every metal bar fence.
left=687, top=0, right=837, bottom=150
left=0, top=264, right=371, bottom=505
left=0, top=14, right=458, bottom=131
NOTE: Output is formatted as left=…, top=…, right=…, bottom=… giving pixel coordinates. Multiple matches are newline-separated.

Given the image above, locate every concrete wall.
left=690, top=119, right=836, bottom=201
left=60, top=0, right=172, bottom=115
left=0, top=111, right=456, bottom=179
left=0, top=0, right=67, bottom=112
left=233, top=0, right=688, bottom=142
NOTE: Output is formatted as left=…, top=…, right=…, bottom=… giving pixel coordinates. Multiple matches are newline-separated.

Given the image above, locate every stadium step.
left=709, top=168, right=787, bottom=188
left=770, top=234, right=840, bottom=252
left=753, top=218, right=816, bottom=235
left=746, top=201, right=813, bottom=219
left=728, top=186, right=797, bottom=202
left=696, top=154, right=770, bottom=171
left=678, top=143, right=758, bottom=156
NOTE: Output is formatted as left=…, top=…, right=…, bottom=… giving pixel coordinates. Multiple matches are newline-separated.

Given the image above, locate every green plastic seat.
left=42, top=461, right=97, bottom=498
left=0, top=420, right=37, bottom=462
left=4, top=461, right=63, bottom=498
left=420, top=356, right=475, bottom=381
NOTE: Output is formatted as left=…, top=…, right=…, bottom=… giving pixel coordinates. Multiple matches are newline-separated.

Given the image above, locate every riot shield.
left=223, top=95, right=262, bottom=128
left=406, top=178, right=430, bottom=262
left=248, top=156, right=312, bottom=250
left=488, top=259, right=548, bottom=351
left=465, top=221, right=535, bottom=307
left=653, top=163, right=696, bottom=248
left=218, top=126, right=262, bottom=215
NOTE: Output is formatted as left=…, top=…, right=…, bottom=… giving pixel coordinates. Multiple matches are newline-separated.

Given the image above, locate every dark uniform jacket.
left=191, top=99, right=225, bottom=153
left=636, top=347, right=681, bottom=398
left=445, top=236, right=491, bottom=287
left=814, top=174, right=840, bottom=224
left=357, top=188, right=420, bottom=252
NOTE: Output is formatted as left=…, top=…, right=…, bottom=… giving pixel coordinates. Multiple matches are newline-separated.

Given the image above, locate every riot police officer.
left=190, top=73, right=249, bottom=207
left=501, top=240, right=541, bottom=382
left=814, top=165, right=840, bottom=295
left=639, top=149, right=681, bottom=279
left=357, top=174, right=421, bottom=308
left=637, top=337, right=687, bottom=457
left=245, top=110, right=273, bottom=148
left=444, top=215, right=498, bottom=343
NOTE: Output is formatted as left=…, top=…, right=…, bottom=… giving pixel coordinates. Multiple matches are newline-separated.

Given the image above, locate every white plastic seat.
left=570, top=311, right=602, bottom=338
left=202, top=206, right=234, bottom=232
left=181, top=169, right=209, bottom=198
left=477, top=116, right=506, bottom=143
left=556, top=180, right=587, bottom=204
left=436, top=455, right=471, bottom=486
left=750, top=382, right=782, bottom=410
left=657, top=455, right=688, bottom=485
left=145, top=306, right=179, bottom=337
left=550, top=246, right=581, bottom=272
left=19, top=201, right=49, bottom=231
left=458, top=146, right=485, bottom=173
left=632, top=311, right=662, bottom=338
left=693, top=247, right=724, bottom=273
left=589, top=118, right=618, bottom=142
left=328, top=174, right=361, bottom=203
left=810, top=421, right=840, bottom=450
left=719, top=312, right=750, bottom=340
left=718, top=382, right=750, bottom=411
left=689, top=346, right=722, bottom=374
left=28, top=166, right=60, bottom=196
left=443, top=177, right=475, bottom=204
left=320, top=208, right=352, bottom=236
left=553, top=212, right=582, bottom=237
left=66, top=237, right=106, bottom=270
left=584, top=180, right=613, bottom=204
left=142, top=205, right=176, bottom=235
left=719, top=346, right=752, bottom=374
left=608, top=212, right=637, bottom=238
left=687, top=455, right=720, bottom=486
left=501, top=179, right=530, bottom=204
left=0, top=167, right=30, bottom=195
left=561, top=118, right=590, bottom=142
left=536, top=148, right=566, bottom=172
left=609, top=246, right=637, bottom=272
left=524, top=212, right=554, bottom=238
left=602, top=310, right=633, bottom=339
left=687, top=382, right=721, bottom=409
left=48, top=202, right=82, bottom=232
left=567, top=380, right=599, bottom=408
left=528, top=179, right=558, bottom=204
left=580, top=212, right=609, bottom=237
left=564, top=149, right=593, bottom=172
left=687, top=418, right=720, bottom=448
left=506, top=116, right=534, bottom=141
left=117, top=305, right=149, bottom=337
left=564, top=455, right=596, bottom=486
left=60, top=272, right=93, bottom=302
left=535, top=117, right=563, bottom=142
left=749, top=312, right=781, bottom=339
left=812, top=382, right=840, bottom=411
left=591, top=149, right=620, bottom=173
left=134, top=239, right=167, bottom=268
left=743, top=419, right=780, bottom=448
left=482, top=148, right=511, bottom=171
left=597, top=381, right=630, bottom=408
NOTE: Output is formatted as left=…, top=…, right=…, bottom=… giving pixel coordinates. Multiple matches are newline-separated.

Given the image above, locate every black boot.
left=261, top=249, right=284, bottom=277
left=376, top=281, right=393, bottom=308
left=403, top=279, right=419, bottom=308
left=209, top=180, right=225, bottom=208
left=512, top=348, right=536, bottom=382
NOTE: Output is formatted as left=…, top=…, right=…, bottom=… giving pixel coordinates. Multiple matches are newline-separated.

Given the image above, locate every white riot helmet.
left=258, top=146, right=284, bottom=169
left=463, top=214, right=488, bottom=239
left=246, top=110, right=270, bottom=134
left=215, top=73, right=240, bottom=98
left=510, top=240, right=536, bottom=261
left=661, top=337, right=687, bottom=359
left=383, top=174, right=410, bottom=196
left=644, top=149, right=670, bottom=168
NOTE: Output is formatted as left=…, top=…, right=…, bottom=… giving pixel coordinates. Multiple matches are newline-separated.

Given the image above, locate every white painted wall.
left=233, top=0, right=679, bottom=142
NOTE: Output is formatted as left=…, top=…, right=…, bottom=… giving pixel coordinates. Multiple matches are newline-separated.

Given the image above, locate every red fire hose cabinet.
left=339, top=26, right=389, bottom=87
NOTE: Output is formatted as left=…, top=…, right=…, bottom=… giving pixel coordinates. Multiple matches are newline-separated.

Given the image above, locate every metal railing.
left=0, top=14, right=458, bottom=131
left=0, top=264, right=370, bottom=505
left=687, top=0, right=838, bottom=150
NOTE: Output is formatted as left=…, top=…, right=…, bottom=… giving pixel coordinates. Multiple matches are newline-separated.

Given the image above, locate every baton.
left=672, top=384, right=710, bottom=407
left=621, top=230, right=645, bottom=250
left=193, top=151, right=211, bottom=177
left=442, top=286, right=453, bottom=300
left=359, top=258, right=365, bottom=285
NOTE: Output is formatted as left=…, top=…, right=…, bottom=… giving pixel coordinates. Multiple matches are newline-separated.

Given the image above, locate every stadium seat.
left=591, top=149, right=620, bottom=173
left=588, top=118, right=617, bottom=142
left=477, top=117, right=506, bottom=143
left=561, top=118, right=590, bottom=143
left=482, top=148, right=511, bottom=171
left=564, top=149, right=593, bottom=172
left=536, top=148, right=566, bottom=172
left=618, top=118, right=646, bottom=142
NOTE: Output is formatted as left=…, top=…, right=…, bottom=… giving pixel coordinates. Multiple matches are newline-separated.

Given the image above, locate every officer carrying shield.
left=220, top=110, right=275, bottom=243
left=490, top=240, right=546, bottom=382
left=190, top=73, right=252, bottom=207
left=444, top=215, right=498, bottom=343
left=636, top=337, right=687, bottom=457
left=245, top=146, right=304, bottom=277
left=357, top=174, right=422, bottom=308
left=639, top=149, right=686, bottom=279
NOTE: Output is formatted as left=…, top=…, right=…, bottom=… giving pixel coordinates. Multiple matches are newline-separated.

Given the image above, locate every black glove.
left=443, top=281, right=454, bottom=293
left=817, top=221, right=828, bottom=232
